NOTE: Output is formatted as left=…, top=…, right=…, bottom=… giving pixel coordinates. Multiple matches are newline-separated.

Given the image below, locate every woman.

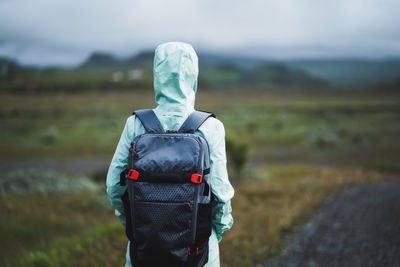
left=106, top=42, right=234, bottom=267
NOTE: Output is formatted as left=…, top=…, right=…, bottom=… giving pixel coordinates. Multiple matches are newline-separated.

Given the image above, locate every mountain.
left=198, top=55, right=400, bottom=87
left=79, top=53, right=120, bottom=70
left=0, top=57, right=22, bottom=76
left=286, top=59, right=400, bottom=86
left=199, top=63, right=327, bottom=88
left=2, top=51, right=400, bottom=93
left=79, top=51, right=154, bottom=70
left=78, top=51, right=400, bottom=87
left=77, top=52, right=327, bottom=89
left=123, top=51, right=154, bottom=69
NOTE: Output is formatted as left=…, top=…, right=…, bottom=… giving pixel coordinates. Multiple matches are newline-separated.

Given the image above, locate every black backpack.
left=120, top=109, right=214, bottom=267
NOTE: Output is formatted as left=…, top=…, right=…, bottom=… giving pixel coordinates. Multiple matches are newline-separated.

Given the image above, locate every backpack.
left=120, top=109, right=214, bottom=267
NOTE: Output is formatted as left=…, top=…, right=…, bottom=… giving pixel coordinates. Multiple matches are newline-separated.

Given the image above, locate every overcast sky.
left=1, top=0, right=399, bottom=66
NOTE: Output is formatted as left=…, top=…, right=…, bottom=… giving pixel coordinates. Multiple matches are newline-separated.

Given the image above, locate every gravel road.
left=268, top=181, right=400, bottom=267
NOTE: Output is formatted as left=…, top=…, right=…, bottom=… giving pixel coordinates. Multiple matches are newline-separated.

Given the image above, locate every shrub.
left=226, top=136, right=251, bottom=179
left=308, top=130, right=339, bottom=148
left=0, top=170, right=99, bottom=196
left=40, top=126, right=59, bottom=144
left=91, top=168, right=109, bottom=183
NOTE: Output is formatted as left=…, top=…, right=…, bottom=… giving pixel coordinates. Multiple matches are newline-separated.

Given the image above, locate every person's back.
left=106, top=42, right=234, bottom=267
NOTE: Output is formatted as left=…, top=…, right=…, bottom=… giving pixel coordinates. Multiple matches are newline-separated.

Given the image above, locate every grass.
left=1, top=90, right=400, bottom=166
left=0, top=191, right=115, bottom=266
left=0, top=89, right=399, bottom=265
left=0, top=166, right=398, bottom=266
left=17, top=222, right=125, bottom=267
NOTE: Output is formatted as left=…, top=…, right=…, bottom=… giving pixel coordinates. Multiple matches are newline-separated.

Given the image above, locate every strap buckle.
left=191, top=174, right=202, bottom=183
left=128, top=169, right=139, bottom=180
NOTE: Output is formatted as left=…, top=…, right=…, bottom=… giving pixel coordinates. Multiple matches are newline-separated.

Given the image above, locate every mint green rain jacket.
left=106, top=42, right=234, bottom=267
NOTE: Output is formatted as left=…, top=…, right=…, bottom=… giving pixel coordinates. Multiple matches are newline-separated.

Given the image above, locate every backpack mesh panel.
left=134, top=182, right=194, bottom=202
left=135, top=201, right=191, bottom=261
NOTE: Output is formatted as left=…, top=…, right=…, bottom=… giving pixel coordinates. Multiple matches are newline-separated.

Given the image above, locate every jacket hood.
left=153, top=42, right=198, bottom=112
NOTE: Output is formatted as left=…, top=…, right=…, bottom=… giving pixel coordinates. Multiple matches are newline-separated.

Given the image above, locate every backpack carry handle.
left=178, top=111, right=215, bottom=134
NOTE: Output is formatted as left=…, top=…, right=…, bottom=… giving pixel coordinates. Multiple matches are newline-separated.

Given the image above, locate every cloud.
left=0, top=0, right=399, bottom=66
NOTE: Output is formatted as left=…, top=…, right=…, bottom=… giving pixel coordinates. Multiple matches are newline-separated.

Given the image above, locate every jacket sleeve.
left=208, top=119, right=234, bottom=242
left=106, top=117, right=134, bottom=226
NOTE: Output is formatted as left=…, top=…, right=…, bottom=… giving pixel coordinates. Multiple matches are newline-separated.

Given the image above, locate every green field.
left=1, top=90, right=400, bottom=167
left=1, top=89, right=400, bottom=266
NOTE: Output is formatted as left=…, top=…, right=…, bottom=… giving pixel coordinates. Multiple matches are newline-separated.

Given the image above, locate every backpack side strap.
left=178, top=111, right=216, bottom=134
left=133, top=109, right=164, bottom=133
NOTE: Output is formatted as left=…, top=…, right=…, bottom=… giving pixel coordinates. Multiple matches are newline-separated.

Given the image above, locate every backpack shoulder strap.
left=133, top=109, right=164, bottom=133
left=178, top=110, right=216, bottom=134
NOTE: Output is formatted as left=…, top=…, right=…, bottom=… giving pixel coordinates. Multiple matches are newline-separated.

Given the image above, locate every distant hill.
left=2, top=51, right=400, bottom=93
left=198, top=55, right=400, bottom=87
left=78, top=52, right=400, bottom=87
left=79, top=53, right=120, bottom=70
left=0, top=57, right=23, bottom=77
left=286, top=59, right=400, bottom=86
left=199, top=63, right=327, bottom=88
left=123, top=51, right=155, bottom=70
left=77, top=52, right=327, bottom=89
left=79, top=51, right=155, bottom=71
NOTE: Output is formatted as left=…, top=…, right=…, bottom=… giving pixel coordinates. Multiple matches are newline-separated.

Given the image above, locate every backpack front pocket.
left=134, top=201, right=192, bottom=263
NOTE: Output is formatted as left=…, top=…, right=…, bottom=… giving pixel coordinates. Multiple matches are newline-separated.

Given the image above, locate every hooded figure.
left=106, top=42, right=234, bottom=267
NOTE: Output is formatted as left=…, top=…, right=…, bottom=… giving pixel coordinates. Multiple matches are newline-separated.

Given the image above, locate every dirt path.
left=268, top=181, right=400, bottom=267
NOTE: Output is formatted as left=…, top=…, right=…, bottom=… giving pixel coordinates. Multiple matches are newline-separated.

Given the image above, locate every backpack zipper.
left=191, top=136, right=204, bottom=245
left=191, top=183, right=200, bottom=244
